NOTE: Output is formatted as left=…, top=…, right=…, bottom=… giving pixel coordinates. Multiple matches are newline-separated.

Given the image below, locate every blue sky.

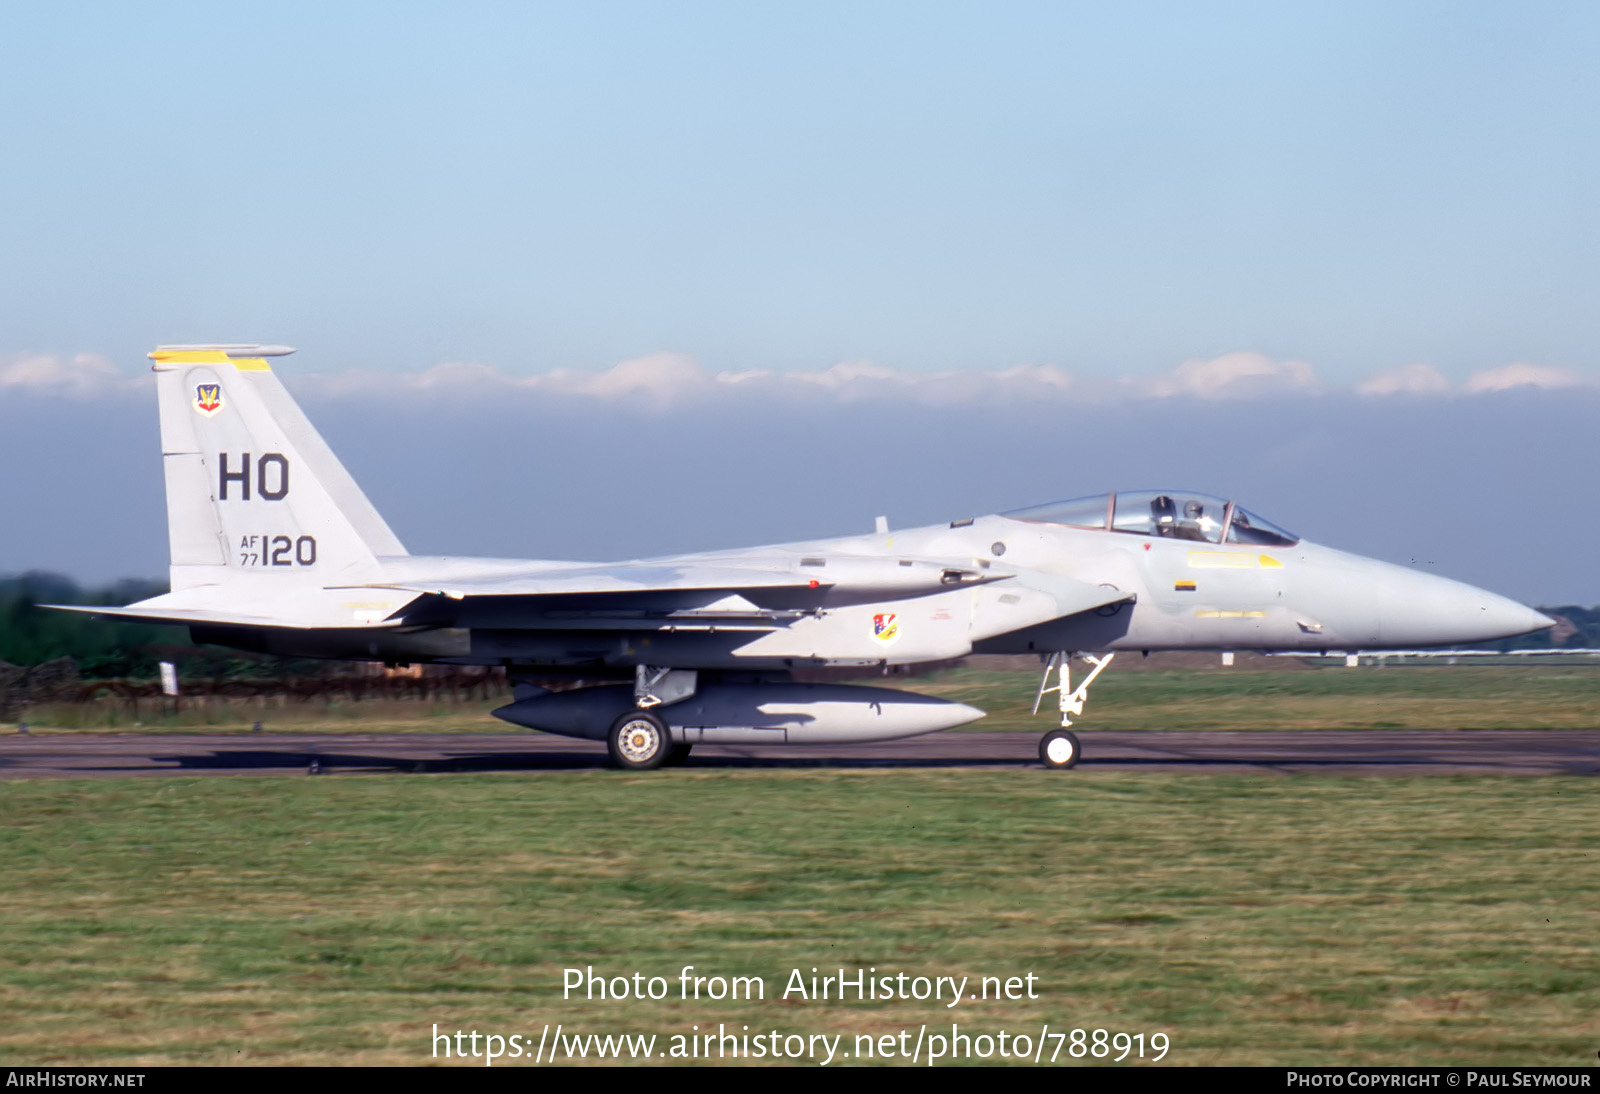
left=2, top=2, right=1596, bottom=603
left=3, top=1, right=1595, bottom=375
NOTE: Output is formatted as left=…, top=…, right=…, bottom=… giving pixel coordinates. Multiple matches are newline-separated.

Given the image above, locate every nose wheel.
left=1039, top=729, right=1081, bottom=769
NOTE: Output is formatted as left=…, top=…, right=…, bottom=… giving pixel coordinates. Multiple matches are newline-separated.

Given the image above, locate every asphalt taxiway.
left=1, top=729, right=1595, bottom=779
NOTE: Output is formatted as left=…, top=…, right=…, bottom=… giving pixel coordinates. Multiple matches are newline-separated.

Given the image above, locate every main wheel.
left=608, top=710, right=671, bottom=770
left=1039, top=728, right=1081, bottom=770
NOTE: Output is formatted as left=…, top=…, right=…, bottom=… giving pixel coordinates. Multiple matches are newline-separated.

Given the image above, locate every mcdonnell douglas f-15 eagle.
left=55, top=345, right=1554, bottom=770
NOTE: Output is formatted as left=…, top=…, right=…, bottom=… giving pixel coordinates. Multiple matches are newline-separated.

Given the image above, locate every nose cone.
left=1377, top=567, right=1554, bottom=647
left=1293, top=544, right=1555, bottom=649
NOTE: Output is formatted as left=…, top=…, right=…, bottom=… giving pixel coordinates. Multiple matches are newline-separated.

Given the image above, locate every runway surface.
left=1, top=729, right=1596, bottom=779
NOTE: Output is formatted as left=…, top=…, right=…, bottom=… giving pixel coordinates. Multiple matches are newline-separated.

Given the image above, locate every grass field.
left=11, top=662, right=1600, bottom=735
left=1, top=768, right=1595, bottom=1066
left=926, top=662, right=1600, bottom=732
left=3, top=664, right=1596, bottom=1066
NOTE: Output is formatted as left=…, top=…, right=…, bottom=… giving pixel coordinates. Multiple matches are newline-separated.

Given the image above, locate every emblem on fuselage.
left=194, top=383, right=224, bottom=417
left=872, top=612, right=900, bottom=645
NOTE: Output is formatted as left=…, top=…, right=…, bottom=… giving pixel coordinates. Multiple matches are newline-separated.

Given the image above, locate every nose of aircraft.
left=1376, top=565, right=1554, bottom=647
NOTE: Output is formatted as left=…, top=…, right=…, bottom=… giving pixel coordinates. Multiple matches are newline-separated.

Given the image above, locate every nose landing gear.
left=1033, top=651, right=1115, bottom=770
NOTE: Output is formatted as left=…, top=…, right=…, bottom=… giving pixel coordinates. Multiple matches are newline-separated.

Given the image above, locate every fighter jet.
left=56, top=345, right=1554, bottom=770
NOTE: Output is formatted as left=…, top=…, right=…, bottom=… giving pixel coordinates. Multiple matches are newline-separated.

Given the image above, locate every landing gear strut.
left=1033, top=651, right=1115, bottom=770
left=597, top=666, right=698, bottom=770
left=634, top=665, right=697, bottom=708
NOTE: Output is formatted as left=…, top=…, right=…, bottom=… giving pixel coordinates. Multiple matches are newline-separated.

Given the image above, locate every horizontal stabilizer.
left=44, top=604, right=407, bottom=631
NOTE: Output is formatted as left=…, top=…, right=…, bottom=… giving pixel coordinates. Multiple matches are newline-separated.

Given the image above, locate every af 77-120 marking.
left=56, top=345, right=1553, bottom=770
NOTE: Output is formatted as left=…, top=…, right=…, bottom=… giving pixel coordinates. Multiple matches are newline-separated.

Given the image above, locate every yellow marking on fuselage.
left=1196, top=610, right=1267, bottom=618
left=1258, top=554, right=1283, bottom=568
left=1188, top=551, right=1254, bottom=568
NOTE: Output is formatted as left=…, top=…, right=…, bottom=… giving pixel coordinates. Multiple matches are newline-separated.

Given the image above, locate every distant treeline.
left=0, top=573, right=317, bottom=679
left=1487, top=604, right=1600, bottom=651
left=2, top=572, right=1597, bottom=679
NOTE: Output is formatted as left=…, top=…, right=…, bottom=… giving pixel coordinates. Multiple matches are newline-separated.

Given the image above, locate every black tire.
left=607, top=710, right=671, bottom=770
left=1039, top=728, right=1081, bottom=770
left=664, top=742, right=693, bottom=767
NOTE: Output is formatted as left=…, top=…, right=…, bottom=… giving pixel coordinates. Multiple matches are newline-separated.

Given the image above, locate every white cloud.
left=1463, top=362, right=1587, bottom=393
left=1134, top=352, right=1320, bottom=399
left=489, top=352, right=711, bottom=404
left=411, top=360, right=510, bottom=390
left=1357, top=363, right=1452, bottom=396
left=0, top=352, right=139, bottom=397
left=306, top=353, right=1082, bottom=408
left=298, top=353, right=712, bottom=408
left=9, top=347, right=1597, bottom=411
left=789, top=360, right=904, bottom=390
left=773, top=360, right=1076, bottom=405
left=299, top=351, right=1598, bottom=408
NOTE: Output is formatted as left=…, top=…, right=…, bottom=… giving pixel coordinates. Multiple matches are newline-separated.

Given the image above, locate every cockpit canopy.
left=1002, top=491, right=1299, bottom=547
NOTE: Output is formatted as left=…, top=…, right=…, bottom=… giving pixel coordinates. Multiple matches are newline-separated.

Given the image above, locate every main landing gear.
left=607, top=665, right=699, bottom=770
left=1033, top=651, right=1115, bottom=770
left=607, top=710, right=670, bottom=770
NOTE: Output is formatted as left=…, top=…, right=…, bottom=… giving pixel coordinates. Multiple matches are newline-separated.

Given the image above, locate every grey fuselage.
left=194, top=512, right=1551, bottom=673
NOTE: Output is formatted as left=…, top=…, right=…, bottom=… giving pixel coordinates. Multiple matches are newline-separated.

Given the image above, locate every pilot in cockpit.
left=1177, top=499, right=1211, bottom=541
left=1151, top=494, right=1178, bottom=535
left=1151, top=495, right=1213, bottom=542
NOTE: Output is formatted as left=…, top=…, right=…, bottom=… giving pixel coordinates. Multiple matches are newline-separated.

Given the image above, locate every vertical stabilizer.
left=149, top=345, right=407, bottom=593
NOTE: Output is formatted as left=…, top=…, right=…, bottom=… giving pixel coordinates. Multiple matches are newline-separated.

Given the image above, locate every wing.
left=378, top=558, right=1135, bottom=661
left=363, top=555, right=1010, bottom=613
left=47, top=555, right=1014, bottom=633
left=50, top=557, right=1129, bottom=657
